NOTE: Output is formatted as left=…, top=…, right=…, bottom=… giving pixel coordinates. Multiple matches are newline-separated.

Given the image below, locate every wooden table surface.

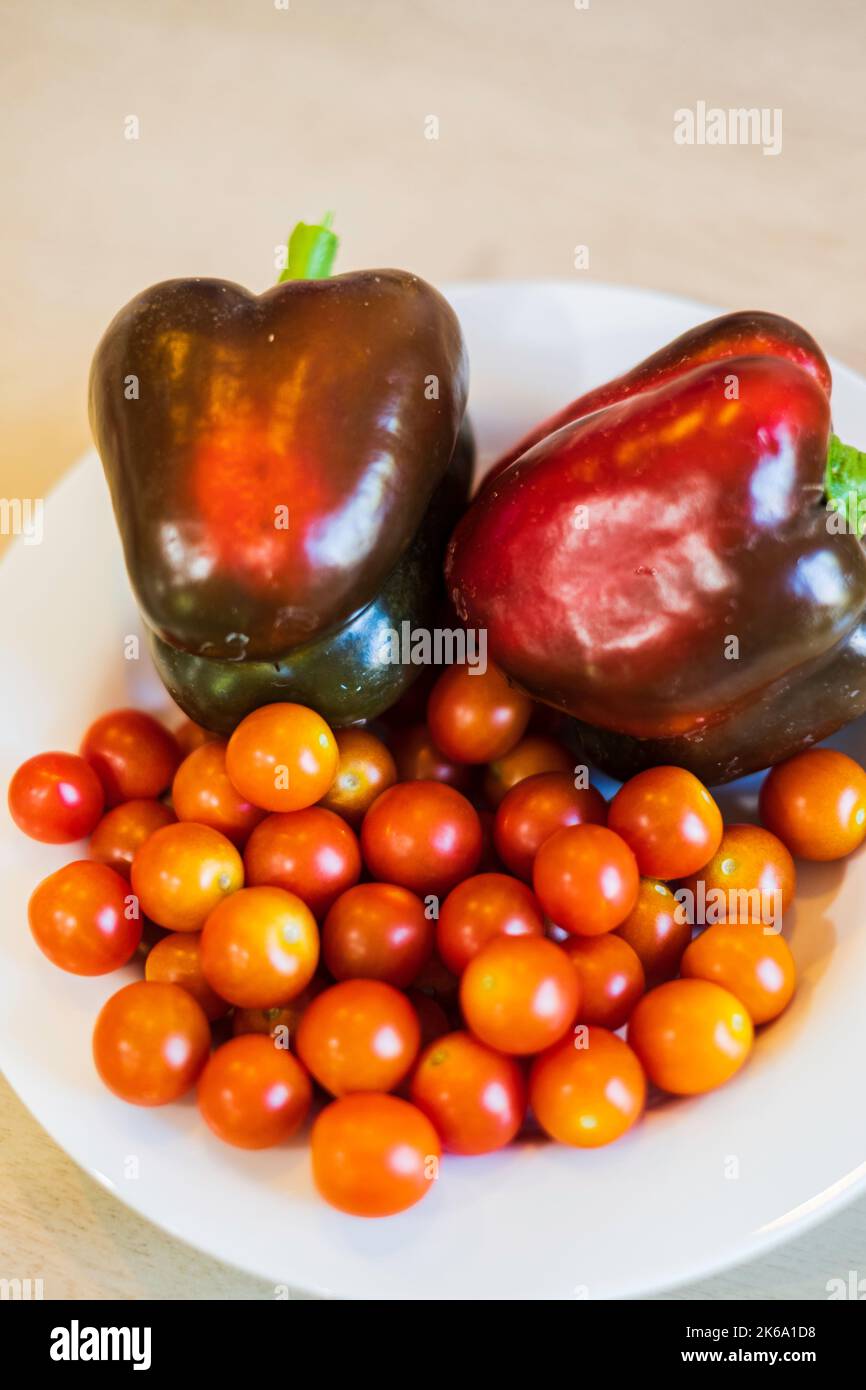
left=3, top=0, right=866, bottom=1300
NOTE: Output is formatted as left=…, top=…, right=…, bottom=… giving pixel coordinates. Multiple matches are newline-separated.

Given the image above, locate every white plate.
left=2, top=281, right=866, bottom=1301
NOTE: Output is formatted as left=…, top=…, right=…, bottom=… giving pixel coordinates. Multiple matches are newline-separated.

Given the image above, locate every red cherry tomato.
left=494, top=772, right=607, bottom=880
left=389, top=722, right=476, bottom=794
left=405, top=989, right=451, bottom=1050
left=197, top=1035, right=312, bottom=1149
left=225, top=702, right=338, bottom=813
left=9, top=751, right=104, bottom=843
left=627, top=979, right=753, bottom=1095
left=92, top=980, right=211, bottom=1105
left=322, top=882, right=434, bottom=987
left=172, top=738, right=266, bottom=846
left=200, top=885, right=319, bottom=1009
left=231, top=976, right=326, bottom=1043
left=459, top=936, right=580, bottom=1055
left=28, top=859, right=140, bottom=975
left=562, top=933, right=645, bottom=1030
left=529, top=1027, right=646, bottom=1148
left=680, top=923, right=796, bottom=1024
left=608, top=766, right=723, bottom=879
left=615, top=878, right=691, bottom=986
left=533, top=824, right=639, bottom=936
left=360, top=780, right=482, bottom=897
left=436, top=872, right=544, bottom=976
left=243, top=807, right=361, bottom=919
left=89, top=798, right=176, bottom=877
left=409, top=1030, right=526, bottom=1154
left=427, top=662, right=532, bottom=764
left=131, top=822, right=244, bottom=932
left=483, top=735, right=574, bottom=808
left=759, top=748, right=866, bottom=861
left=319, top=728, right=397, bottom=827
left=311, top=1093, right=441, bottom=1217
left=145, top=931, right=230, bottom=1021
left=80, top=709, right=181, bottom=807
left=296, top=979, right=420, bottom=1096
left=173, top=718, right=217, bottom=757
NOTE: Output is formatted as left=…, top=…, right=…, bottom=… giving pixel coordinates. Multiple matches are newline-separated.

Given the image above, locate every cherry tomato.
left=608, top=766, right=723, bottom=879
left=319, top=728, right=397, bottom=827
left=759, top=748, right=866, bottom=861
left=243, top=807, right=361, bottom=919
left=677, top=824, right=796, bottom=929
left=533, top=824, right=639, bottom=936
left=615, top=879, right=691, bottom=986
left=409, top=1030, right=525, bottom=1154
left=627, top=979, right=753, bottom=1095
left=200, top=886, right=319, bottom=1009
left=323, top=882, right=434, bottom=987
left=389, top=723, right=475, bottom=794
left=427, top=662, right=532, bottom=764
left=231, top=977, right=326, bottom=1043
left=493, top=772, right=607, bottom=880
left=145, top=931, right=230, bottom=1021
left=131, top=822, right=243, bottom=932
left=412, top=951, right=460, bottom=1010
left=361, top=781, right=482, bottom=897
left=197, top=1035, right=312, bottom=1149
left=225, top=702, right=338, bottom=813
left=28, top=860, right=140, bottom=975
left=296, top=979, right=420, bottom=1095
left=562, top=934, right=645, bottom=1030
left=173, top=718, right=217, bottom=756
left=89, top=798, right=176, bottom=877
left=483, top=735, right=574, bottom=808
left=80, top=709, right=181, bottom=807
left=9, top=750, right=105, bottom=843
left=459, top=936, right=580, bottom=1055
left=92, top=980, right=211, bottom=1105
left=436, top=872, right=544, bottom=976
left=406, top=989, right=451, bottom=1049
left=529, top=1027, right=646, bottom=1148
left=681, top=923, right=796, bottom=1024
left=172, top=739, right=265, bottom=846
left=311, top=1093, right=441, bottom=1217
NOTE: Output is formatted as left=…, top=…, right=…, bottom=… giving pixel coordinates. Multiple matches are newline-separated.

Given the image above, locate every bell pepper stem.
left=278, top=213, right=339, bottom=282
left=825, top=434, right=866, bottom=535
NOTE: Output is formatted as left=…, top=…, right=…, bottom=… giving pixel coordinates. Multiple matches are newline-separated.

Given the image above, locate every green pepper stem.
left=825, top=434, right=866, bottom=536
left=278, top=213, right=339, bottom=282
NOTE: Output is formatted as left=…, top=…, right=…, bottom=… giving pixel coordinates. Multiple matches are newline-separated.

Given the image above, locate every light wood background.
left=2, top=0, right=866, bottom=1300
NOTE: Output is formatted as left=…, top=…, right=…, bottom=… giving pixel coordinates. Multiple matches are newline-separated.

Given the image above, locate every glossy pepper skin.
left=90, top=269, right=468, bottom=662
left=446, top=314, right=866, bottom=785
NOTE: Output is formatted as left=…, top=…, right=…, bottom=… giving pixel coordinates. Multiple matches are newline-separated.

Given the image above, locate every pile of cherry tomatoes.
left=8, top=662, right=866, bottom=1217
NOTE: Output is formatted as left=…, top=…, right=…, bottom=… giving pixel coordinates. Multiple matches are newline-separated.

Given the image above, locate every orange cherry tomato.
left=608, top=766, right=723, bottom=879
left=80, top=708, right=181, bottom=807
left=529, top=1027, right=646, bottom=1148
left=89, top=798, right=176, bottom=877
left=677, top=824, right=796, bottom=930
left=459, top=936, right=580, bottom=1055
left=131, top=822, right=243, bottom=932
left=231, top=977, right=326, bottom=1044
left=225, top=702, right=338, bottom=813
left=296, top=979, right=420, bottom=1095
left=360, top=781, right=482, bottom=897
left=322, top=882, right=434, bottom=987
left=173, top=718, right=217, bottom=756
left=627, top=979, right=753, bottom=1095
left=319, top=728, right=397, bottom=827
left=389, top=723, right=475, bottom=794
left=145, top=931, right=230, bottom=1021
left=9, top=751, right=105, bottom=843
left=312, top=1093, right=441, bottom=1217
left=436, top=872, right=544, bottom=976
left=243, top=807, right=361, bottom=919
left=197, top=1035, right=312, bottom=1149
left=28, top=859, right=140, bottom=975
left=615, top=878, right=691, bottom=986
left=562, top=934, right=645, bottom=1030
left=200, top=886, right=319, bottom=1009
left=533, top=824, right=639, bottom=936
left=493, top=771, right=607, bottom=880
left=172, top=739, right=266, bottom=847
left=409, top=1030, right=526, bottom=1154
left=483, top=735, right=574, bottom=808
left=759, top=748, right=866, bottom=861
left=427, top=662, right=532, bottom=764
left=681, top=923, right=796, bottom=1024
left=92, top=980, right=211, bottom=1105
